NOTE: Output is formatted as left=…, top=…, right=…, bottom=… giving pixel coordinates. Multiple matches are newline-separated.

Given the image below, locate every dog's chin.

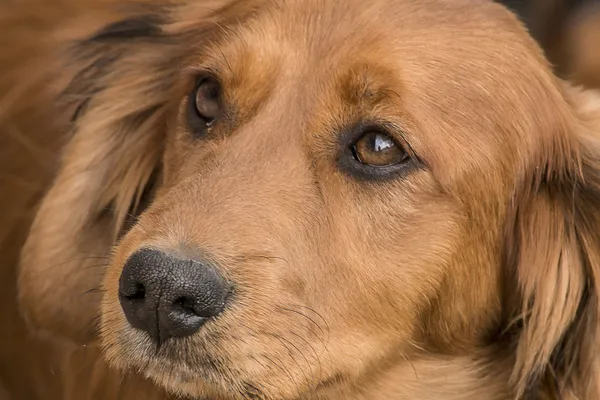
left=142, top=363, right=219, bottom=400
left=104, top=335, right=255, bottom=400
left=114, top=353, right=228, bottom=399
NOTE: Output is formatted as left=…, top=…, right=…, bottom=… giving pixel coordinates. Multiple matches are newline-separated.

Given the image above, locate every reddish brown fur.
left=1, top=0, right=600, bottom=399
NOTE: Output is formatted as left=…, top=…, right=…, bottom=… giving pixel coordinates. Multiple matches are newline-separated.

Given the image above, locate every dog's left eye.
left=352, top=132, right=408, bottom=166
left=189, top=77, right=222, bottom=134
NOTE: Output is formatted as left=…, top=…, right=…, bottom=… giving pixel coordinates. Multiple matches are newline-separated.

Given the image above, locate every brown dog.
left=2, top=0, right=600, bottom=399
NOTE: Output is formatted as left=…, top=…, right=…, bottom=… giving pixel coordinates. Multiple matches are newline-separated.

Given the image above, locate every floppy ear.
left=503, top=85, right=600, bottom=399
left=16, top=0, right=251, bottom=346
left=17, top=6, right=175, bottom=345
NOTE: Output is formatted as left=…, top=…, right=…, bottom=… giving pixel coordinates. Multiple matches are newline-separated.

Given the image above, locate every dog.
left=1, top=0, right=600, bottom=399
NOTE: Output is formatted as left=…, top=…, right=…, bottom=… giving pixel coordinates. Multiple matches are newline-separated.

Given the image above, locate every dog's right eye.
left=188, top=76, right=222, bottom=134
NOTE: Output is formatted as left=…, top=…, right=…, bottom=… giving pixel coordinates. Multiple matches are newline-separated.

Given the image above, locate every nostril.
left=173, top=296, right=217, bottom=319
left=126, top=283, right=146, bottom=300
left=173, top=296, right=194, bottom=311
left=120, top=282, right=146, bottom=301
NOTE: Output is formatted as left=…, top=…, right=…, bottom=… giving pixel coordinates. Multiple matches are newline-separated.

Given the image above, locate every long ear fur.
left=15, top=2, right=177, bottom=345
left=14, top=0, right=253, bottom=346
left=504, top=85, right=600, bottom=399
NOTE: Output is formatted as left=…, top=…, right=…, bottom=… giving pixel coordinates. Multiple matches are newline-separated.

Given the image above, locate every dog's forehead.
left=179, top=0, right=563, bottom=192
left=203, top=7, right=548, bottom=131
left=203, top=0, right=539, bottom=89
left=247, top=0, right=521, bottom=42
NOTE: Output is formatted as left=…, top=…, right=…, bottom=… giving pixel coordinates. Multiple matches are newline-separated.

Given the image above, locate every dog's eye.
left=189, top=77, right=221, bottom=132
left=352, top=132, right=408, bottom=166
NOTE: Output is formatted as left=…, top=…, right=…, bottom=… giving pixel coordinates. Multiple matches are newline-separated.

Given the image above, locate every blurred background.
left=499, top=0, right=600, bottom=89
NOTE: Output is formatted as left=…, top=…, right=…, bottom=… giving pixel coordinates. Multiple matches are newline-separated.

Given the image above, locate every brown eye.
left=352, top=132, right=408, bottom=166
left=190, top=77, right=221, bottom=130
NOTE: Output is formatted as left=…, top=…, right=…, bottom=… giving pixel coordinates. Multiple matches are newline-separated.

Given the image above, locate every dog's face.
left=15, top=0, right=600, bottom=399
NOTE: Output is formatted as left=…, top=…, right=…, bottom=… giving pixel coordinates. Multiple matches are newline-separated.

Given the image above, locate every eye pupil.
left=353, top=131, right=408, bottom=167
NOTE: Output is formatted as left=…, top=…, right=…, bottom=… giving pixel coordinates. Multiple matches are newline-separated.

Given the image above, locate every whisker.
left=81, top=313, right=102, bottom=342
left=261, top=353, right=301, bottom=399
left=101, top=206, right=142, bottom=223
left=276, top=305, right=327, bottom=344
left=39, top=256, right=110, bottom=273
left=82, top=262, right=111, bottom=270
left=263, top=330, right=313, bottom=396
left=76, top=250, right=111, bottom=257
left=81, top=287, right=107, bottom=296
left=277, top=303, right=334, bottom=382
left=291, top=304, right=331, bottom=344
left=287, top=329, right=323, bottom=386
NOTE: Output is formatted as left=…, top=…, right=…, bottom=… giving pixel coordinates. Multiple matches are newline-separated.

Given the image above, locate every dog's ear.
left=16, top=4, right=175, bottom=346
left=503, top=85, right=600, bottom=399
left=16, top=0, right=254, bottom=346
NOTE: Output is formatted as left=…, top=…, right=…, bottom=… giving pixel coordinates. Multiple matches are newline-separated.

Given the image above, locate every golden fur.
left=1, top=0, right=600, bottom=399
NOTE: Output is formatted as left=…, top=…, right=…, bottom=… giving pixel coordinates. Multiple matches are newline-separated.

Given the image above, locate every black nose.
left=119, top=248, right=231, bottom=345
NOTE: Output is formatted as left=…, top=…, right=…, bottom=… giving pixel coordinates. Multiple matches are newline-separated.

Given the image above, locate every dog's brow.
left=340, top=66, right=402, bottom=107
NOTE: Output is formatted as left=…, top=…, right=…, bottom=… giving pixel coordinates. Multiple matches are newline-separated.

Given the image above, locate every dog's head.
left=17, top=0, right=600, bottom=398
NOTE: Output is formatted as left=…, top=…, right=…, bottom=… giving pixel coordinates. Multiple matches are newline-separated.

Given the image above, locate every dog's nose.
left=118, top=248, right=230, bottom=344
